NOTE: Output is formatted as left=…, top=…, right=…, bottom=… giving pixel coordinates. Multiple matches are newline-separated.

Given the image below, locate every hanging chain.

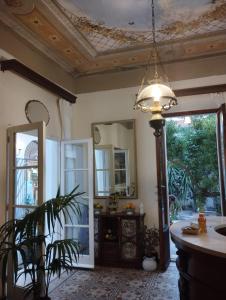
left=151, top=0, right=158, bottom=80
left=151, top=0, right=156, bottom=46
left=151, top=0, right=171, bottom=86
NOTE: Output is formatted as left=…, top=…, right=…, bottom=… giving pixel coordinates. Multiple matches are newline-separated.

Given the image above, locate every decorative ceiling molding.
left=14, top=8, right=87, bottom=70
left=4, top=0, right=23, bottom=8
left=0, top=9, right=76, bottom=73
left=1, top=0, right=226, bottom=77
left=38, top=0, right=97, bottom=58
left=3, top=0, right=34, bottom=14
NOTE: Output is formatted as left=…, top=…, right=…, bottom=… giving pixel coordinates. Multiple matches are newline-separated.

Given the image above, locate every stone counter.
left=170, top=216, right=226, bottom=300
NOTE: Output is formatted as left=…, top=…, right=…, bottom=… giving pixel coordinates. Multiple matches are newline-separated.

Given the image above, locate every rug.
left=50, top=262, right=179, bottom=300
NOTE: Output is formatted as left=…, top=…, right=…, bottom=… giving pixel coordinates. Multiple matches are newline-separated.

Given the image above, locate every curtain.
left=58, top=98, right=73, bottom=140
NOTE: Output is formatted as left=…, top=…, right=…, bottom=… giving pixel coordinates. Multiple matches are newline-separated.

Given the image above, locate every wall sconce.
left=134, top=0, right=177, bottom=137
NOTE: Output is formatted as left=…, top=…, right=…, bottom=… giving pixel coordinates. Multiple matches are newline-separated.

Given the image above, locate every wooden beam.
left=0, top=59, right=77, bottom=103
left=174, top=84, right=226, bottom=97
left=163, top=108, right=218, bottom=118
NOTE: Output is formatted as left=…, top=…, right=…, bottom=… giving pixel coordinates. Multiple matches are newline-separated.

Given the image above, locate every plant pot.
left=142, top=256, right=157, bottom=271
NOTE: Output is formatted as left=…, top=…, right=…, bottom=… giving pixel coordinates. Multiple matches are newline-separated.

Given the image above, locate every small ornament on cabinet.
left=94, top=202, right=103, bottom=215
left=124, top=202, right=135, bottom=215
left=108, top=192, right=119, bottom=214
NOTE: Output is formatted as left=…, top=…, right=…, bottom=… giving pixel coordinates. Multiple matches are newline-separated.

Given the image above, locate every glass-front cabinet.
left=94, top=213, right=145, bottom=268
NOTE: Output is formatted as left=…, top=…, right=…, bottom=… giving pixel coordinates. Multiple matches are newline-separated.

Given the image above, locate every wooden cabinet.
left=94, top=213, right=145, bottom=268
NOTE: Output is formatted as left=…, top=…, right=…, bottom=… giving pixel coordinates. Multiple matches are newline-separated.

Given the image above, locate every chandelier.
left=134, top=0, right=177, bottom=137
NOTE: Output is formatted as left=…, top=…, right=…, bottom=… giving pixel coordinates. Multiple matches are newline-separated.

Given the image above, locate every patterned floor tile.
left=50, top=262, right=179, bottom=300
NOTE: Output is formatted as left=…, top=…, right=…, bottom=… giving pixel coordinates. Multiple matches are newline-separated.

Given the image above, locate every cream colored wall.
left=0, top=70, right=62, bottom=225
left=72, top=75, right=226, bottom=227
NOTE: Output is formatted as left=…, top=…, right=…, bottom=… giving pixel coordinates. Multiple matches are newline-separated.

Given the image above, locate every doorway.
left=165, top=112, right=222, bottom=259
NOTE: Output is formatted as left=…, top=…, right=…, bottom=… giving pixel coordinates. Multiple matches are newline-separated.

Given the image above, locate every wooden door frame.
left=216, top=104, right=226, bottom=216
left=155, top=129, right=170, bottom=271
left=156, top=107, right=223, bottom=269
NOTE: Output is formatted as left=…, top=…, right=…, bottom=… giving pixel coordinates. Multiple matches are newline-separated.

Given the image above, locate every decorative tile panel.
left=122, top=242, right=137, bottom=259
left=121, top=219, right=136, bottom=238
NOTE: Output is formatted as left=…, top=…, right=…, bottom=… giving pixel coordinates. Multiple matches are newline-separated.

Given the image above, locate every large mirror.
left=91, top=119, right=137, bottom=199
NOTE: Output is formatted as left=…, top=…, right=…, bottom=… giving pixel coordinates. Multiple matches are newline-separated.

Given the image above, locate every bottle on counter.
left=198, top=212, right=207, bottom=233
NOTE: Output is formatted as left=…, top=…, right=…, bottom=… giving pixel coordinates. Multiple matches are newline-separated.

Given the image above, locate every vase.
left=142, top=256, right=157, bottom=271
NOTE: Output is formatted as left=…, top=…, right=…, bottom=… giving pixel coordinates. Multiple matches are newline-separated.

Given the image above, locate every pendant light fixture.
left=134, top=0, right=177, bottom=137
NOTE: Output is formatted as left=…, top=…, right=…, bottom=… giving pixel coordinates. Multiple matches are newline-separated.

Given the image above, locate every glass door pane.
left=95, top=146, right=113, bottom=196
left=15, top=168, right=38, bottom=206
left=14, top=129, right=39, bottom=212
left=61, top=139, right=94, bottom=268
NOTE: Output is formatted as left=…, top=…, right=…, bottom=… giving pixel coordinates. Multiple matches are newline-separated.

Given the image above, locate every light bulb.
left=152, top=84, right=162, bottom=101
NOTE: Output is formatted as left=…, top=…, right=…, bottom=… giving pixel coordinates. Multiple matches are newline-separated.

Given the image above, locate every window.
left=95, top=147, right=130, bottom=197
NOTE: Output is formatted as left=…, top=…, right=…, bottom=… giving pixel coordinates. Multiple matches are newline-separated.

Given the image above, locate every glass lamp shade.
left=135, top=83, right=177, bottom=111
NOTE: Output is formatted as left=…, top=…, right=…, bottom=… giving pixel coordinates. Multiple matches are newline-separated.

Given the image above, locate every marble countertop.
left=170, top=216, right=226, bottom=258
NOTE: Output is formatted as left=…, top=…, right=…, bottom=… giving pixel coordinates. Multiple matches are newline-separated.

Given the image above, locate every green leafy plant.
left=168, top=162, right=192, bottom=204
left=143, top=226, right=159, bottom=258
left=0, top=186, right=83, bottom=300
left=168, top=162, right=193, bottom=220
left=166, top=115, right=220, bottom=214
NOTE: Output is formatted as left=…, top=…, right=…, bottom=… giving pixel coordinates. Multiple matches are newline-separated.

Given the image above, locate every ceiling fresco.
left=56, top=0, right=226, bottom=51
left=0, top=0, right=226, bottom=76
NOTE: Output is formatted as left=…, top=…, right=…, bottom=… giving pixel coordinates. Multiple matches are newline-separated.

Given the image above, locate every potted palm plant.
left=0, top=186, right=83, bottom=300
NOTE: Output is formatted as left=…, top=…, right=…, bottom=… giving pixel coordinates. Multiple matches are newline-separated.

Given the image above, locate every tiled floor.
left=170, top=239, right=178, bottom=260
left=50, top=262, right=179, bottom=300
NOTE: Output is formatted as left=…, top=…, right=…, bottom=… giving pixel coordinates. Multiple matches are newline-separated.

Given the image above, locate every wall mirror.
left=25, top=100, right=50, bottom=126
left=91, top=119, right=137, bottom=199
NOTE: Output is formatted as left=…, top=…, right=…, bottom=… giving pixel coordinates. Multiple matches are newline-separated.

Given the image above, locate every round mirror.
left=25, top=100, right=50, bottom=126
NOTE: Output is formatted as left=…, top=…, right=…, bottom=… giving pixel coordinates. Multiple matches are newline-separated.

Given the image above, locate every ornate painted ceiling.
left=0, top=0, right=226, bottom=77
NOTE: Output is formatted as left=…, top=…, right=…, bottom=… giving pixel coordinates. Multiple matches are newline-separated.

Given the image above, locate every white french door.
left=61, top=139, right=94, bottom=268
left=7, top=122, right=45, bottom=300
